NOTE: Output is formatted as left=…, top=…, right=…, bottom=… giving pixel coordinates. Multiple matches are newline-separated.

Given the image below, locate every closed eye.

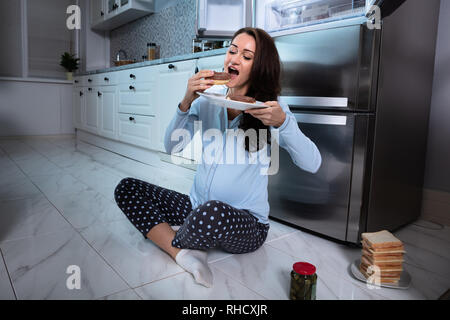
left=228, top=48, right=252, bottom=60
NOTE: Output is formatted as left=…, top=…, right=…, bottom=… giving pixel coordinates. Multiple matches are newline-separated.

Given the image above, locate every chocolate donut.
left=228, top=95, right=256, bottom=103
left=206, top=71, right=231, bottom=85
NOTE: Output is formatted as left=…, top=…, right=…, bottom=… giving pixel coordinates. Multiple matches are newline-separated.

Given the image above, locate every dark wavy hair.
left=230, top=28, right=281, bottom=153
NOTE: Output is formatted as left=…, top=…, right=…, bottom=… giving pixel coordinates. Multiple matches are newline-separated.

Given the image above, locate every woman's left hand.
left=244, top=101, right=286, bottom=128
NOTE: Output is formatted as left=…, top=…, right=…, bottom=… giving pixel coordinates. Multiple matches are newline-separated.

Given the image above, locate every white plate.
left=197, top=92, right=268, bottom=111
left=350, top=259, right=411, bottom=289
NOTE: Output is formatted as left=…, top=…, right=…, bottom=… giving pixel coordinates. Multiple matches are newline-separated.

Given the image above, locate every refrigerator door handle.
left=293, top=113, right=348, bottom=126
left=280, top=96, right=348, bottom=108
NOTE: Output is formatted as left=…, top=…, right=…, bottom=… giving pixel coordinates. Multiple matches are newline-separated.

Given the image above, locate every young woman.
left=114, top=28, right=321, bottom=288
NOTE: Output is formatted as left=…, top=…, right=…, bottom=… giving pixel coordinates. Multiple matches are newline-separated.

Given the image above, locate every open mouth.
left=228, top=66, right=239, bottom=79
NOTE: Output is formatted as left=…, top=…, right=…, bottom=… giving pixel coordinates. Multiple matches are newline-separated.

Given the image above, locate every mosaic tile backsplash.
left=110, top=0, right=197, bottom=64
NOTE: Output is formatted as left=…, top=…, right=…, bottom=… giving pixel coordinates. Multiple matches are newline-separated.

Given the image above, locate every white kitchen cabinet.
left=98, top=86, right=117, bottom=140
left=73, top=77, right=82, bottom=86
left=74, top=53, right=227, bottom=166
left=92, top=72, right=118, bottom=86
left=155, top=59, right=197, bottom=154
left=92, top=0, right=155, bottom=31
left=118, top=66, right=157, bottom=84
left=118, top=82, right=156, bottom=116
left=118, top=113, right=155, bottom=149
left=85, top=87, right=99, bottom=134
left=91, top=0, right=105, bottom=26
left=73, top=87, right=85, bottom=129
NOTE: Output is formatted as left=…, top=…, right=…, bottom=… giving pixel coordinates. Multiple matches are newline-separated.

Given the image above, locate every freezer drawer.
left=196, top=0, right=252, bottom=38
left=268, top=111, right=372, bottom=242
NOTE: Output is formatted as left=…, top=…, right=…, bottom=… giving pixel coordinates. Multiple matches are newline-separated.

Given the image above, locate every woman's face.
left=224, top=33, right=256, bottom=92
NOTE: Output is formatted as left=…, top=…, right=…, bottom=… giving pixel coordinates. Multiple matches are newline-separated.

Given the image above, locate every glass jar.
left=193, top=39, right=202, bottom=53
left=202, top=40, right=213, bottom=51
left=147, top=43, right=156, bottom=60
left=290, top=262, right=317, bottom=300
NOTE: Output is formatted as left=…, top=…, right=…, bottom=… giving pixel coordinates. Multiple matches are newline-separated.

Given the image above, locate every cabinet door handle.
left=129, top=116, right=135, bottom=121
left=129, top=85, right=135, bottom=90
left=168, top=64, right=175, bottom=69
left=98, top=91, right=102, bottom=97
left=100, top=11, right=104, bottom=16
left=129, top=74, right=136, bottom=79
left=88, top=79, right=92, bottom=82
left=88, top=88, right=92, bottom=91
left=79, top=91, right=83, bottom=96
left=74, top=80, right=79, bottom=83
left=104, top=77, right=109, bottom=81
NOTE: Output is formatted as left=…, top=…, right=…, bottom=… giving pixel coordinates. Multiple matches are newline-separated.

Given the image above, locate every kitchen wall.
left=0, top=0, right=23, bottom=77
left=0, top=79, right=74, bottom=136
left=109, top=0, right=197, bottom=63
left=422, top=0, right=450, bottom=226
left=0, top=1, right=74, bottom=137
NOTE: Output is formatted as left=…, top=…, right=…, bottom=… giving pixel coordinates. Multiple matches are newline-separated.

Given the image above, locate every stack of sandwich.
left=359, top=230, right=405, bottom=284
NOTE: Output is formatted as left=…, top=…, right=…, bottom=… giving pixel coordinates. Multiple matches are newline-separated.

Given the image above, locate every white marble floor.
left=0, top=135, right=449, bottom=300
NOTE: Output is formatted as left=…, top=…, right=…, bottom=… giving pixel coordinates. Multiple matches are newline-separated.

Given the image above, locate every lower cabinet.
left=74, top=54, right=226, bottom=163
left=98, top=86, right=117, bottom=139
left=155, top=59, right=197, bottom=153
left=73, top=87, right=85, bottom=129
left=118, top=113, right=155, bottom=149
left=85, top=87, right=99, bottom=134
left=118, top=82, right=156, bottom=116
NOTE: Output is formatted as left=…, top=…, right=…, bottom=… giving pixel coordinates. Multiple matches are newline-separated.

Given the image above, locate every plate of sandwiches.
left=350, top=230, right=411, bottom=289
left=197, top=71, right=268, bottom=111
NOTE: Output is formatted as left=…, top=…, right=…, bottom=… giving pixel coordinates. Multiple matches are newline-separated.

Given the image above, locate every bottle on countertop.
left=193, top=38, right=202, bottom=53
left=147, top=43, right=156, bottom=60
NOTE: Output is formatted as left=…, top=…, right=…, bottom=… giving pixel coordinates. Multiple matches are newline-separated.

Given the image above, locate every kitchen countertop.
left=77, top=48, right=229, bottom=76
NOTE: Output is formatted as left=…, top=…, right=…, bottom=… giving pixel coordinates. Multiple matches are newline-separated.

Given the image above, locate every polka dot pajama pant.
left=114, top=177, right=270, bottom=254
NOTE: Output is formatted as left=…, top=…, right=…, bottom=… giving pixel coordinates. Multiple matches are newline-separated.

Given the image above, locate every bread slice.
left=360, top=268, right=402, bottom=278
left=361, top=230, right=403, bottom=249
left=359, top=266, right=400, bottom=284
left=362, top=250, right=404, bottom=263
left=362, top=239, right=404, bottom=252
left=359, top=262, right=402, bottom=275
left=212, top=79, right=230, bottom=85
left=361, top=255, right=403, bottom=269
left=360, top=257, right=403, bottom=271
left=364, top=245, right=406, bottom=255
left=362, top=249, right=404, bottom=260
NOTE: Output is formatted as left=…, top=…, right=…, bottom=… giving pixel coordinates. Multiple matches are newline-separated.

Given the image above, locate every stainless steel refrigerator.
left=267, top=0, right=441, bottom=244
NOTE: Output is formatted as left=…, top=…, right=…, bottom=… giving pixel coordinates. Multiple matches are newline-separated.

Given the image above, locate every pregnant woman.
left=114, top=27, right=321, bottom=287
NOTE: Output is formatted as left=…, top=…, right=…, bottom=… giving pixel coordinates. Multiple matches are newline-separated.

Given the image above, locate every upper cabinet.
left=196, top=0, right=253, bottom=38
left=91, top=0, right=105, bottom=27
left=91, top=0, right=155, bottom=31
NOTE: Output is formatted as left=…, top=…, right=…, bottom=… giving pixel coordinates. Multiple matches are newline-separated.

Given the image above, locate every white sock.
left=175, top=249, right=213, bottom=288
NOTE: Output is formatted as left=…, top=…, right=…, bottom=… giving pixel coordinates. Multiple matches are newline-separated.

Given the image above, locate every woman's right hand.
left=179, top=70, right=215, bottom=112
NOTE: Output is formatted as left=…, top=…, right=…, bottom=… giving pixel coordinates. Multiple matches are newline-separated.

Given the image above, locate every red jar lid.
left=293, top=262, right=316, bottom=275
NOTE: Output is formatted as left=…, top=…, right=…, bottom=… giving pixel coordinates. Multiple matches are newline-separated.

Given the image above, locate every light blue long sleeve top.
left=164, top=86, right=321, bottom=225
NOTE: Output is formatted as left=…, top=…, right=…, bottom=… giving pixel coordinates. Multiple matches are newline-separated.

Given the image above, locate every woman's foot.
left=175, top=249, right=213, bottom=288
